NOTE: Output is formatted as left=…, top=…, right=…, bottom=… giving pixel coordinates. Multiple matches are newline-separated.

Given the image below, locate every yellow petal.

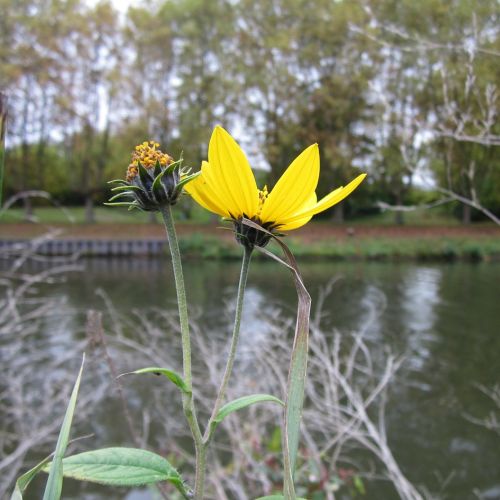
left=209, top=126, right=259, bottom=217
left=281, top=174, right=367, bottom=224
left=198, top=160, right=234, bottom=213
left=260, top=144, right=319, bottom=223
left=277, top=192, right=317, bottom=231
left=184, top=163, right=229, bottom=217
left=278, top=214, right=314, bottom=231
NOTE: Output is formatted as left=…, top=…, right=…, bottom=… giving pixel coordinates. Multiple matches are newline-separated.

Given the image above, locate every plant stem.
left=204, top=245, right=253, bottom=444
left=160, top=205, right=204, bottom=498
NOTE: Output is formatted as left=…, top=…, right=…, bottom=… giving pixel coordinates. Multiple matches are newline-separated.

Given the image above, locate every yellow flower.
left=186, top=126, right=366, bottom=246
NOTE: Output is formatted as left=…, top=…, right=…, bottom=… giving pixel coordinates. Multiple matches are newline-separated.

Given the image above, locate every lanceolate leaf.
left=242, top=219, right=311, bottom=500
left=10, top=456, right=52, bottom=500
left=122, top=367, right=190, bottom=394
left=210, top=394, right=284, bottom=434
left=43, top=354, right=85, bottom=500
left=46, top=447, right=188, bottom=496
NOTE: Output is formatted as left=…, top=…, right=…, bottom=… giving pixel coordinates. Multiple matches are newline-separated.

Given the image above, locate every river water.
left=11, top=257, right=500, bottom=499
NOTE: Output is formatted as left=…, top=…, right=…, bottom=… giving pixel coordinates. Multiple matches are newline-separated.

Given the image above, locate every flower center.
left=126, top=141, right=173, bottom=182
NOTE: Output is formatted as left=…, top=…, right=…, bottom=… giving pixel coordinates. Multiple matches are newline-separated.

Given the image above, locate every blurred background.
left=0, top=0, right=499, bottom=226
left=1, top=1, right=499, bottom=499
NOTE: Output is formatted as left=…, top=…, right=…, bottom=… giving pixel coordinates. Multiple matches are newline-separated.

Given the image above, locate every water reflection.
left=6, top=257, right=500, bottom=499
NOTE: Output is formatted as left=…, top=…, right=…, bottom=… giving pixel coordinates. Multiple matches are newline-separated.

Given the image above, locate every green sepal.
left=151, top=168, right=168, bottom=196
left=111, top=185, right=142, bottom=192
left=137, top=161, right=152, bottom=188
left=153, top=160, right=162, bottom=177
left=210, top=394, right=283, bottom=436
left=164, top=158, right=182, bottom=176
left=121, top=367, right=190, bottom=394
left=108, top=192, right=135, bottom=202
left=173, top=171, right=201, bottom=196
left=103, top=201, right=135, bottom=207
left=107, top=179, right=129, bottom=185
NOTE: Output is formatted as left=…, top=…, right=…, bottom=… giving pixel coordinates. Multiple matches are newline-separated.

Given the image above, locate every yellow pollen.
left=126, top=140, right=174, bottom=182
left=257, top=185, right=268, bottom=216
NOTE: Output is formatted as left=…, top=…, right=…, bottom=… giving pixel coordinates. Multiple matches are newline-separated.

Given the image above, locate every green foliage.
left=127, top=367, right=190, bottom=394
left=210, top=394, right=284, bottom=435
left=1, top=0, right=498, bottom=222
left=11, top=355, right=85, bottom=499
left=45, top=448, right=188, bottom=496
left=10, top=456, right=52, bottom=500
left=42, top=355, right=85, bottom=500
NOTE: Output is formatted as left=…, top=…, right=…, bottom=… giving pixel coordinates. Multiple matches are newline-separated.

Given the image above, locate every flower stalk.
left=204, top=245, right=253, bottom=444
left=160, top=204, right=204, bottom=498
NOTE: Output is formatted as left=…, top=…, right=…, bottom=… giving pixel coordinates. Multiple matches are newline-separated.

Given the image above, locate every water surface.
left=12, top=257, right=500, bottom=499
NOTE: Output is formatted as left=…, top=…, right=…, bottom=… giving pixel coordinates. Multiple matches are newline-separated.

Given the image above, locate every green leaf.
left=353, top=475, right=366, bottom=495
left=210, top=394, right=283, bottom=434
left=124, top=367, right=190, bottom=394
left=242, top=218, right=312, bottom=500
left=47, top=447, right=188, bottom=495
left=43, top=354, right=85, bottom=500
left=10, top=455, right=52, bottom=500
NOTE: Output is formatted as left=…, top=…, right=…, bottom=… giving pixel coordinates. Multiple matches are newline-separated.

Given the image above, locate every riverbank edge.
left=2, top=233, right=499, bottom=262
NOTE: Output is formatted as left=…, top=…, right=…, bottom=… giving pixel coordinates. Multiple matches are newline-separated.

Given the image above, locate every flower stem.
left=204, top=245, right=253, bottom=444
left=160, top=205, right=204, bottom=497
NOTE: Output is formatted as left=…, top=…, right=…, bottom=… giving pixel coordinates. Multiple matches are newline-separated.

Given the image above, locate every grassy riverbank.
left=1, top=207, right=499, bottom=262
left=177, top=232, right=500, bottom=262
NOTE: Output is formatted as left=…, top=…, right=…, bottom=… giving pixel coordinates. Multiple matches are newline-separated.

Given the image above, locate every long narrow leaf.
left=242, top=219, right=311, bottom=500
left=10, top=456, right=52, bottom=500
left=210, top=394, right=284, bottom=436
left=43, top=354, right=85, bottom=500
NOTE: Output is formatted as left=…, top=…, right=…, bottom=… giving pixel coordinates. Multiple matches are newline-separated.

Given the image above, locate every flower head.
left=185, top=126, right=366, bottom=248
left=106, top=141, right=199, bottom=211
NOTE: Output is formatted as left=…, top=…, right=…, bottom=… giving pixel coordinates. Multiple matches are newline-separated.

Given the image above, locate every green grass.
left=348, top=209, right=462, bottom=226
left=175, top=233, right=500, bottom=262
left=0, top=205, right=213, bottom=224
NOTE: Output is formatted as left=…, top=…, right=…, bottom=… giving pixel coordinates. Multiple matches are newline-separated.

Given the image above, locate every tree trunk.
left=462, top=203, right=471, bottom=225
left=23, top=196, right=33, bottom=221
left=85, top=195, right=95, bottom=224
left=394, top=210, right=404, bottom=225
left=332, top=203, right=344, bottom=224
left=394, top=191, right=404, bottom=225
